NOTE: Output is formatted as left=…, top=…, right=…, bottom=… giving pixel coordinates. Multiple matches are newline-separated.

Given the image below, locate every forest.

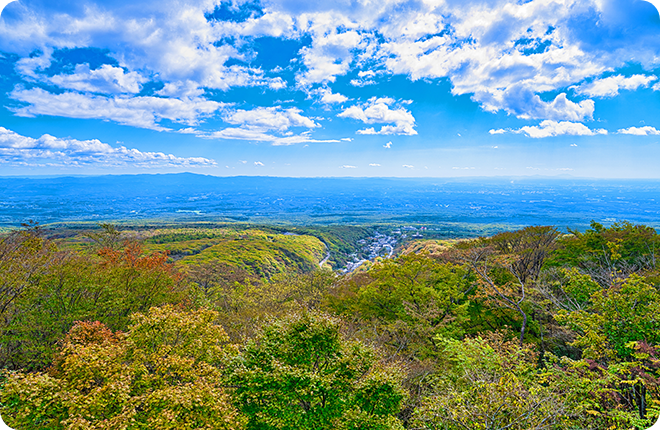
left=1, top=220, right=659, bottom=429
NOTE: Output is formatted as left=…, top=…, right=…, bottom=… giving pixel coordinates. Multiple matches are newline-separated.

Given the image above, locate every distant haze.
left=2, top=174, right=659, bottom=231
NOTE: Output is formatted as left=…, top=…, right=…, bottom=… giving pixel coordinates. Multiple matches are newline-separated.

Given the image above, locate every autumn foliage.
left=1, top=221, right=660, bottom=429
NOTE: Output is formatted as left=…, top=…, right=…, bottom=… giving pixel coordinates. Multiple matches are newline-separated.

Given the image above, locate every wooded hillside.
left=1, top=221, right=659, bottom=429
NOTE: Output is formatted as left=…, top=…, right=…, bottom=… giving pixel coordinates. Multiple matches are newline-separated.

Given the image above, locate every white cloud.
left=48, top=64, right=147, bottom=94
left=352, top=70, right=379, bottom=85
left=185, top=105, right=337, bottom=145
left=198, top=127, right=340, bottom=146
left=297, top=29, right=366, bottom=86
left=3, top=3, right=287, bottom=93
left=3, top=0, right=660, bottom=134
left=157, top=80, right=206, bottom=98
left=0, top=126, right=216, bottom=168
left=10, top=87, right=223, bottom=131
left=383, top=141, right=392, bottom=148
left=223, top=106, right=319, bottom=130
left=315, top=87, right=349, bottom=104
left=339, top=97, right=417, bottom=135
left=254, top=161, right=264, bottom=166
left=618, top=126, right=660, bottom=136
left=574, top=75, right=657, bottom=98
left=369, top=163, right=380, bottom=166
left=497, top=120, right=608, bottom=138
left=481, top=90, right=595, bottom=121
left=350, top=77, right=377, bottom=87
left=402, top=164, right=414, bottom=168
left=341, top=165, right=356, bottom=168
left=15, top=51, right=54, bottom=79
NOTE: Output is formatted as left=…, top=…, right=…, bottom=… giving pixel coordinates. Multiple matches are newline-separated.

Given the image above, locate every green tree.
left=0, top=225, right=61, bottom=370
left=0, top=224, right=56, bottom=317
left=0, top=241, right=186, bottom=370
left=228, top=311, right=405, bottom=430
left=555, top=274, right=660, bottom=426
left=326, top=253, right=472, bottom=360
left=556, top=274, right=660, bottom=361
left=83, top=223, right=122, bottom=250
left=412, top=333, right=571, bottom=430
left=548, top=221, right=660, bottom=286
left=451, top=226, right=560, bottom=346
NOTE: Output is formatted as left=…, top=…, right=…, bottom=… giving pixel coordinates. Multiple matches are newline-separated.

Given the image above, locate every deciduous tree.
left=1, top=306, right=244, bottom=429
left=228, top=311, right=405, bottom=430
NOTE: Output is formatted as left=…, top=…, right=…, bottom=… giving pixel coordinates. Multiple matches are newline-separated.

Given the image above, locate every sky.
left=2, top=0, right=660, bottom=178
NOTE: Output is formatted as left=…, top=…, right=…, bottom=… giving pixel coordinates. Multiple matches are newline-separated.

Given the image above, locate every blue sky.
left=2, top=0, right=660, bottom=177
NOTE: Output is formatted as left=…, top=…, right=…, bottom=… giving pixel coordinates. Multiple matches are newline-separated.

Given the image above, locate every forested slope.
left=1, top=221, right=659, bottom=429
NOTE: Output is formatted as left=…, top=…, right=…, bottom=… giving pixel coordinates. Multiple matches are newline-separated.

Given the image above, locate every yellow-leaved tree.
left=0, top=305, right=245, bottom=429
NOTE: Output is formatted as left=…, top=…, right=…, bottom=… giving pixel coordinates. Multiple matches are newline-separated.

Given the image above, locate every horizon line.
left=2, top=172, right=660, bottom=181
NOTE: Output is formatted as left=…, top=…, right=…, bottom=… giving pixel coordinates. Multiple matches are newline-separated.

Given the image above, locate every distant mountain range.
left=2, top=173, right=660, bottom=232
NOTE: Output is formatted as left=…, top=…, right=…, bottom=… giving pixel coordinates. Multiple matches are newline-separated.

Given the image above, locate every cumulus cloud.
left=3, top=0, right=660, bottom=138
left=492, top=120, right=608, bottom=138
left=10, top=87, right=224, bottom=131
left=573, top=75, right=657, bottom=98
left=3, top=3, right=287, bottom=92
left=254, top=161, right=264, bottom=166
left=0, top=126, right=216, bottom=167
left=480, top=90, right=595, bottom=121
left=618, top=126, right=660, bottom=135
left=339, top=97, right=417, bottom=135
left=383, top=141, right=392, bottom=148
left=297, top=29, right=366, bottom=86
left=350, top=69, right=379, bottom=87
left=314, top=87, right=349, bottom=104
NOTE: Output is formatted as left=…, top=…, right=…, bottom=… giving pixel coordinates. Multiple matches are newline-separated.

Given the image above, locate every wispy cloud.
left=490, top=120, right=608, bottom=138
left=187, top=106, right=341, bottom=145
left=196, top=128, right=340, bottom=146
left=10, top=87, right=224, bottom=131
left=574, top=75, right=657, bottom=98
left=223, top=106, right=319, bottom=131
left=45, top=64, right=146, bottom=94
left=0, top=127, right=216, bottom=168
